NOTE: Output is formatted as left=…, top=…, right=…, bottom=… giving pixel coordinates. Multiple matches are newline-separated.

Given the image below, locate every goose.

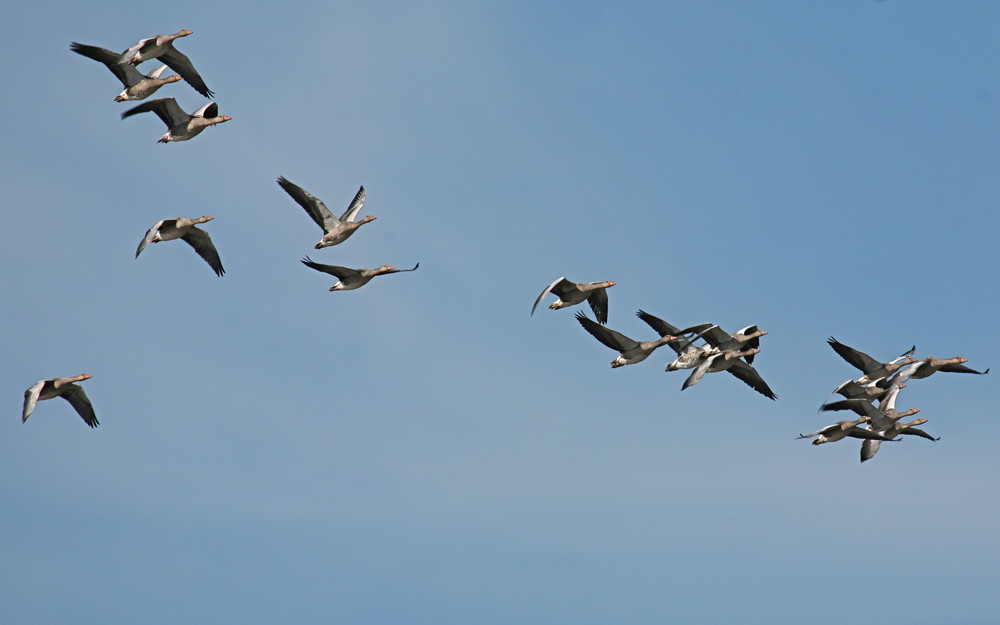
left=891, top=357, right=989, bottom=385
left=116, top=29, right=213, bottom=98
left=827, top=337, right=917, bottom=384
left=796, top=416, right=898, bottom=445
left=679, top=323, right=767, bottom=365
left=276, top=178, right=375, bottom=249
left=136, top=216, right=225, bottom=276
left=532, top=277, right=615, bottom=324
left=301, top=257, right=418, bottom=291
left=634, top=311, right=719, bottom=371
left=22, top=375, right=98, bottom=428
left=681, top=348, right=778, bottom=400
left=860, top=418, right=940, bottom=462
left=70, top=42, right=181, bottom=101
left=121, top=98, right=231, bottom=143
left=574, top=311, right=677, bottom=368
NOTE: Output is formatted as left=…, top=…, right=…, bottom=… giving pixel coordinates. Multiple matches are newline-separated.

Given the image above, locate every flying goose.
left=301, top=257, right=419, bottom=290
left=796, top=416, right=898, bottom=445
left=532, top=277, right=615, bottom=324
left=117, top=29, right=213, bottom=98
left=680, top=348, right=778, bottom=400
left=860, top=418, right=940, bottom=463
left=276, top=178, right=375, bottom=249
left=121, top=97, right=231, bottom=143
left=574, top=311, right=677, bottom=368
left=827, top=337, right=917, bottom=384
left=22, top=374, right=98, bottom=428
left=136, top=216, right=225, bottom=276
left=892, top=357, right=989, bottom=385
left=70, top=42, right=181, bottom=101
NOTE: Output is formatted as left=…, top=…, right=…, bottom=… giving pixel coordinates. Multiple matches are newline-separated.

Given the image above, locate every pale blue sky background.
left=2, top=2, right=998, bottom=623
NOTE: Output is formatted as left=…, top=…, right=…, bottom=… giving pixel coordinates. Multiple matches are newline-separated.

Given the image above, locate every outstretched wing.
left=61, top=385, right=99, bottom=428
left=160, top=47, right=213, bottom=97
left=181, top=227, right=225, bottom=276
left=301, top=257, right=356, bottom=280
left=531, top=277, right=572, bottom=316
left=726, top=360, right=778, bottom=400
left=135, top=220, right=166, bottom=258
left=827, top=337, right=881, bottom=374
left=339, top=186, right=367, bottom=222
left=575, top=311, right=637, bottom=352
left=121, top=97, right=188, bottom=128
left=21, top=380, right=45, bottom=423
left=277, top=177, right=339, bottom=232
left=586, top=287, right=610, bottom=325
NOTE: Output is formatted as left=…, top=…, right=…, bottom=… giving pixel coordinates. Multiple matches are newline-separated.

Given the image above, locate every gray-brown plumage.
left=532, top=277, right=615, bottom=324
left=277, top=178, right=375, bottom=249
left=136, top=216, right=225, bottom=276
left=301, top=257, right=418, bottom=291
left=22, top=374, right=98, bottom=428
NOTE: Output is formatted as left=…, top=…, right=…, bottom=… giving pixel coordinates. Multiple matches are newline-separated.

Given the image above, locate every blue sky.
left=2, top=2, right=998, bottom=623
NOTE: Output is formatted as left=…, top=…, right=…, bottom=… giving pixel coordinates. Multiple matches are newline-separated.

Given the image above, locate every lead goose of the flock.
left=532, top=277, right=616, bottom=324
left=827, top=337, right=917, bottom=385
left=117, top=29, right=213, bottom=98
left=301, top=257, right=419, bottom=291
left=70, top=42, right=181, bottom=101
left=22, top=374, right=98, bottom=428
left=575, top=311, right=677, bottom=368
left=136, top=216, right=225, bottom=276
left=277, top=177, right=375, bottom=249
left=681, top=348, right=777, bottom=400
left=122, top=97, right=231, bottom=143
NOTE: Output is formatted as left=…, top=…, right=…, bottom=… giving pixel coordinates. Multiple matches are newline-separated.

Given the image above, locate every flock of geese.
left=798, top=339, right=988, bottom=461
left=531, top=279, right=989, bottom=462
left=22, top=29, right=420, bottom=429
left=532, top=279, right=776, bottom=398
left=22, top=29, right=990, bottom=465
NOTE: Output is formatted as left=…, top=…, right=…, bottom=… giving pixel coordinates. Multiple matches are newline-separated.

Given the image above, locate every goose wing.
left=635, top=310, right=683, bottom=341
left=301, top=257, right=358, bottom=280
left=21, top=380, right=46, bottom=423
left=121, top=97, right=188, bottom=127
left=159, top=47, right=213, bottom=97
left=827, top=337, right=882, bottom=374
left=531, top=277, right=573, bottom=316
left=726, top=360, right=778, bottom=400
left=71, top=42, right=146, bottom=87
left=181, top=227, right=225, bottom=276
left=586, top=287, right=610, bottom=324
left=938, top=363, right=989, bottom=375
left=277, top=177, right=340, bottom=232
left=575, top=311, right=637, bottom=352
left=135, top=220, right=166, bottom=258
left=860, top=439, right=881, bottom=462
left=899, top=427, right=940, bottom=442
left=61, top=385, right=99, bottom=428
left=339, top=186, right=367, bottom=222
